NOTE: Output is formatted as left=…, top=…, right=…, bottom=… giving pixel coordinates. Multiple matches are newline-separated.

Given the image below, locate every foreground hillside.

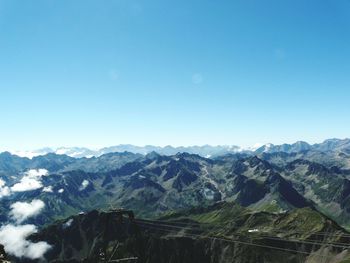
left=13, top=202, right=350, bottom=263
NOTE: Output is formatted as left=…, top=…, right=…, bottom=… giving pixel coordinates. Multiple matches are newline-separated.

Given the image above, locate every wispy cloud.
left=10, top=199, right=45, bottom=224
left=0, top=224, right=51, bottom=259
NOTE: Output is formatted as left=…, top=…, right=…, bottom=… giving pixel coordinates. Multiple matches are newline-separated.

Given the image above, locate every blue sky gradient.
left=1, top=0, right=350, bottom=150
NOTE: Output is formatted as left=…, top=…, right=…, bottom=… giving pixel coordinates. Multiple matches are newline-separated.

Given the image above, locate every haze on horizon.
left=1, top=0, right=350, bottom=151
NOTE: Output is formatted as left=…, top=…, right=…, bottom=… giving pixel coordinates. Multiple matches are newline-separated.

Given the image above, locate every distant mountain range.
left=10, top=145, right=242, bottom=159
left=6, top=138, right=350, bottom=159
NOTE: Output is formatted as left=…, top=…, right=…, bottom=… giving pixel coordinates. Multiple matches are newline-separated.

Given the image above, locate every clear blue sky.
left=1, top=0, right=350, bottom=150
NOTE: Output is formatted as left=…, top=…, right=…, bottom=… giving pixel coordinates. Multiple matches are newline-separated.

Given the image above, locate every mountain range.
left=8, top=138, right=350, bottom=159
left=1, top=138, right=350, bottom=262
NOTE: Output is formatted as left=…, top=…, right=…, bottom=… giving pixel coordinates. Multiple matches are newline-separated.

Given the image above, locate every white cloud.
left=26, top=169, right=48, bottom=177
left=58, top=188, right=64, bottom=193
left=11, top=169, right=48, bottom=192
left=10, top=200, right=45, bottom=224
left=0, top=178, right=11, bottom=198
left=0, top=178, right=6, bottom=187
left=11, top=177, right=43, bottom=192
left=0, top=186, right=10, bottom=198
left=11, top=150, right=44, bottom=159
left=244, top=143, right=265, bottom=151
left=79, top=180, right=89, bottom=191
left=0, top=224, right=51, bottom=259
left=253, top=143, right=264, bottom=149
left=42, top=186, right=53, bottom=193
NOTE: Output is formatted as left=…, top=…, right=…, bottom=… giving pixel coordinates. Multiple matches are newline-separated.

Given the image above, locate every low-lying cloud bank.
left=0, top=224, right=51, bottom=259
left=0, top=172, right=52, bottom=260
left=1, top=198, right=50, bottom=259
left=11, top=169, right=48, bottom=192
left=0, top=178, right=11, bottom=198
left=10, top=199, right=45, bottom=224
left=0, top=169, right=50, bottom=199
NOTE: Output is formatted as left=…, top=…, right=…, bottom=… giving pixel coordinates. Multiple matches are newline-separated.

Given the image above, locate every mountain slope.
left=0, top=154, right=319, bottom=225
left=2, top=151, right=350, bottom=230
left=24, top=202, right=350, bottom=263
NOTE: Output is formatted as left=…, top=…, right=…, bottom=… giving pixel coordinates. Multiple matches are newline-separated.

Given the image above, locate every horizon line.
left=2, top=137, right=349, bottom=154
